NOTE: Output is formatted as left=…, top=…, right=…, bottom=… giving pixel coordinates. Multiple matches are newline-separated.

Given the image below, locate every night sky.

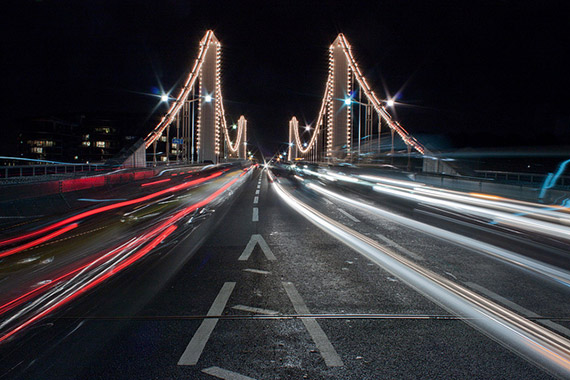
left=2, top=0, right=569, bottom=157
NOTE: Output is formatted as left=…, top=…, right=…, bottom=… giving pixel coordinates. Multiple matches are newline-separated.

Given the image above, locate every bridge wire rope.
left=144, top=31, right=245, bottom=158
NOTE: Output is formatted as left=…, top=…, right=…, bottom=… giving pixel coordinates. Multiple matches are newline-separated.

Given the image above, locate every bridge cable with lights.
left=288, top=34, right=426, bottom=164
left=143, top=30, right=247, bottom=165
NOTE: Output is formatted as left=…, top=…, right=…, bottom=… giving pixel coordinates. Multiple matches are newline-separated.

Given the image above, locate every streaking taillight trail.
left=0, top=165, right=253, bottom=343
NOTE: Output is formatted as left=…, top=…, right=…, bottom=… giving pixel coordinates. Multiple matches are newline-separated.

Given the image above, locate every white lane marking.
left=323, top=198, right=334, bottom=205
left=243, top=268, right=272, bottom=275
left=337, top=208, right=360, bottom=223
left=257, top=184, right=261, bottom=189
left=375, top=234, right=424, bottom=261
left=253, top=196, right=259, bottom=204
left=202, top=366, right=257, bottom=380
left=282, top=282, right=343, bottom=367
left=232, top=305, right=279, bottom=315
left=239, top=235, right=276, bottom=261
left=255, top=189, right=260, bottom=195
left=178, top=282, right=236, bottom=365
left=466, top=282, right=570, bottom=338
left=252, top=208, right=259, bottom=222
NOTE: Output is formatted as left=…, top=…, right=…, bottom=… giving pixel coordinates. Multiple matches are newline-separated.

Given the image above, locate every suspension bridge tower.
left=328, top=35, right=351, bottom=159
left=198, top=34, right=220, bottom=163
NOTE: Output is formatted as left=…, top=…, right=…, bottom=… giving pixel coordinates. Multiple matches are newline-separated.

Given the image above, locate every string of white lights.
left=337, top=34, right=426, bottom=155
left=144, top=31, right=215, bottom=149
left=290, top=73, right=332, bottom=155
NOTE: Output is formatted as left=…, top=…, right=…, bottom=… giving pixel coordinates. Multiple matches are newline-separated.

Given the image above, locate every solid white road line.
left=466, top=282, right=570, bottom=338
left=282, top=282, right=344, bottom=367
left=375, top=234, right=424, bottom=261
left=337, top=208, right=360, bottom=223
left=239, top=235, right=276, bottom=261
left=243, top=268, right=272, bottom=275
left=232, top=305, right=279, bottom=315
left=202, top=366, right=257, bottom=380
left=178, top=282, right=236, bottom=365
left=253, top=196, right=259, bottom=204
left=252, top=208, right=259, bottom=222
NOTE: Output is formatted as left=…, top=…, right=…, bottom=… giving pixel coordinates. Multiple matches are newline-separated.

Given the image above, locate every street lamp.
left=386, top=99, right=395, bottom=107
left=204, top=94, right=212, bottom=102
left=161, top=94, right=169, bottom=102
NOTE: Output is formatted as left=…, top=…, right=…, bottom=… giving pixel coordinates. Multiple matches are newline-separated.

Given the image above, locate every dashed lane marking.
left=253, top=196, right=259, bottom=204
left=178, top=282, right=236, bottom=365
left=243, top=268, right=271, bottom=275
left=374, top=234, right=424, bottom=261
left=252, top=208, right=259, bottom=222
left=282, top=282, right=344, bottom=367
left=238, top=235, right=276, bottom=261
left=466, top=281, right=570, bottom=338
left=255, top=189, right=260, bottom=195
left=337, top=208, right=360, bottom=223
left=232, top=305, right=279, bottom=315
left=202, top=366, right=257, bottom=380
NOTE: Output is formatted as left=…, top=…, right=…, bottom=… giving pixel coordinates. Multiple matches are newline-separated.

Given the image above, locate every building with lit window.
left=17, top=113, right=147, bottom=164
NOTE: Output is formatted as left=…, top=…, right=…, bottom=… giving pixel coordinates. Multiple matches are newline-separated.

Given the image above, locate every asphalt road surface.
left=1, top=166, right=569, bottom=379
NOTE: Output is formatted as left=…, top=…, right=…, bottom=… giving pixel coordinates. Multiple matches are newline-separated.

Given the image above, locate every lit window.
left=160, top=136, right=167, bottom=142
left=31, top=147, right=43, bottom=153
left=96, top=141, right=107, bottom=148
left=82, top=141, right=91, bottom=147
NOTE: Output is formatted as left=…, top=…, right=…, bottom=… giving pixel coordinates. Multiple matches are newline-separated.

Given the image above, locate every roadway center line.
left=337, top=208, right=360, bottom=223
left=243, top=268, right=272, bottom=275
left=375, top=234, right=424, bottom=261
left=465, top=282, right=570, bottom=338
left=232, top=305, right=279, bottom=315
left=252, top=208, right=259, bottom=222
left=253, top=196, right=259, bottom=204
left=202, top=366, right=257, bottom=380
left=282, top=282, right=344, bottom=367
left=255, top=189, right=260, bottom=195
left=178, top=282, right=236, bottom=365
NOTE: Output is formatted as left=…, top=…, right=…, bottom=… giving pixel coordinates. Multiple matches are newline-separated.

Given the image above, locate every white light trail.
left=306, top=182, right=570, bottom=288
left=271, top=174, right=570, bottom=378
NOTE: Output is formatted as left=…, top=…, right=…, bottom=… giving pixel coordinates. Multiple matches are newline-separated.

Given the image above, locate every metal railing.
left=0, top=163, right=104, bottom=179
left=474, top=170, right=570, bottom=188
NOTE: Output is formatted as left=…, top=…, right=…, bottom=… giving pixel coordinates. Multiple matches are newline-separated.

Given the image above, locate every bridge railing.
left=474, top=170, right=570, bottom=188
left=0, top=163, right=104, bottom=180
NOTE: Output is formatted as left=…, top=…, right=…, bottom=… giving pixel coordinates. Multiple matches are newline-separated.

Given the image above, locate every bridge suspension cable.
left=288, top=33, right=426, bottom=162
left=144, top=30, right=247, bottom=162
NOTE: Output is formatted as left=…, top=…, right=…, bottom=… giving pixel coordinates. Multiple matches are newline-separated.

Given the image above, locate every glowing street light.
left=344, top=98, right=352, bottom=105
left=204, top=95, right=212, bottom=102
left=232, top=124, right=237, bottom=130
left=386, top=99, right=395, bottom=107
left=304, top=125, right=311, bottom=132
left=161, top=94, right=169, bottom=102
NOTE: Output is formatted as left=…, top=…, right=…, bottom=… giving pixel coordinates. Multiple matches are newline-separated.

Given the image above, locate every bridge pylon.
left=143, top=31, right=244, bottom=166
